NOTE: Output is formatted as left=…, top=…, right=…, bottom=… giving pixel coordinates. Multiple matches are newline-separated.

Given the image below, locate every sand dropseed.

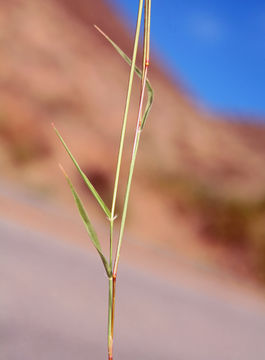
left=53, top=1, right=153, bottom=358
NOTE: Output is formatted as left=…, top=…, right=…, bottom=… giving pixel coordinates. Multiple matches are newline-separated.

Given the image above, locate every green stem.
left=109, top=220, right=114, bottom=268
left=110, top=0, right=144, bottom=225
left=108, top=3, right=151, bottom=360
left=113, top=130, right=141, bottom=276
left=108, top=4, right=144, bottom=353
left=113, top=67, right=148, bottom=277
left=108, top=276, right=113, bottom=360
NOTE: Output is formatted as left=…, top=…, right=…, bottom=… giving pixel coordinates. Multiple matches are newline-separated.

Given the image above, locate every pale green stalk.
left=110, top=3, right=151, bottom=359
left=113, top=67, right=148, bottom=277
left=107, top=1, right=144, bottom=359
left=107, top=276, right=113, bottom=360
left=111, top=70, right=149, bottom=359
left=142, top=0, right=151, bottom=78
left=109, top=0, right=144, bottom=247
left=113, top=0, right=151, bottom=278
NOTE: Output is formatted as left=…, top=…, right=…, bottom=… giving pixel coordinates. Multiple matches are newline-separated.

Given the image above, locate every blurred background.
left=1, top=0, right=265, bottom=359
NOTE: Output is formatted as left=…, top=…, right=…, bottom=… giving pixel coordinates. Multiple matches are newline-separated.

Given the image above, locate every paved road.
left=1, top=218, right=265, bottom=360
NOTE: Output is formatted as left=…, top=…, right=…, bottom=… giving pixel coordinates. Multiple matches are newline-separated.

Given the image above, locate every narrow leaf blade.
left=53, top=124, right=111, bottom=218
left=94, top=26, right=154, bottom=129
left=59, top=165, right=111, bottom=277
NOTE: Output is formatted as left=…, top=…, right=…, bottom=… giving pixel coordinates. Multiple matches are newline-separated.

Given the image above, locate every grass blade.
left=94, top=26, right=154, bottom=130
left=52, top=124, right=111, bottom=219
left=59, top=164, right=111, bottom=277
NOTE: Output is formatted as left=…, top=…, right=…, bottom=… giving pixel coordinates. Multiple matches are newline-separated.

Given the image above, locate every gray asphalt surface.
left=1, top=218, right=265, bottom=360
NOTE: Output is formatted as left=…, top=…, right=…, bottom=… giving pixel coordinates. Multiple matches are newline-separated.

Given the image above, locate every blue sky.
left=108, top=0, right=265, bottom=119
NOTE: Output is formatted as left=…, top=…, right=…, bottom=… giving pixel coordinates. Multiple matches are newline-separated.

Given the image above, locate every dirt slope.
left=0, top=0, right=265, bottom=280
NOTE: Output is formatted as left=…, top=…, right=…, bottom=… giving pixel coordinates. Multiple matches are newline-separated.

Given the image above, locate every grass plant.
left=53, top=1, right=153, bottom=358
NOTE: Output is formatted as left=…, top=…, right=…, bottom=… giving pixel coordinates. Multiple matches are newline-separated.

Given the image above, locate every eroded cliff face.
left=0, top=0, right=265, bottom=278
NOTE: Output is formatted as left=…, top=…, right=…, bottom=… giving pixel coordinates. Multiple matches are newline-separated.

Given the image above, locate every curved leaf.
left=59, top=164, right=111, bottom=277
left=53, top=124, right=111, bottom=219
left=94, top=26, right=154, bottom=130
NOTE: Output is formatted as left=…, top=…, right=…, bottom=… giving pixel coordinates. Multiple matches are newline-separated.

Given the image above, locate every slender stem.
left=142, top=1, right=147, bottom=82
left=111, top=274, right=116, bottom=339
left=142, top=0, right=151, bottom=79
left=110, top=84, right=146, bottom=339
left=113, top=0, right=151, bottom=277
left=109, top=221, right=114, bottom=268
left=113, top=0, right=151, bottom=278
left=144, top=0, right=151, bottom=66
left=108, top=276, right=113, bottom=360
left=110, top=0, right=144, bottom=224
left=113, top=66, right=149, bottom=278
left=108, top=3, right=144, bottom=357
left=108, top=3, right=151, bottom=360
